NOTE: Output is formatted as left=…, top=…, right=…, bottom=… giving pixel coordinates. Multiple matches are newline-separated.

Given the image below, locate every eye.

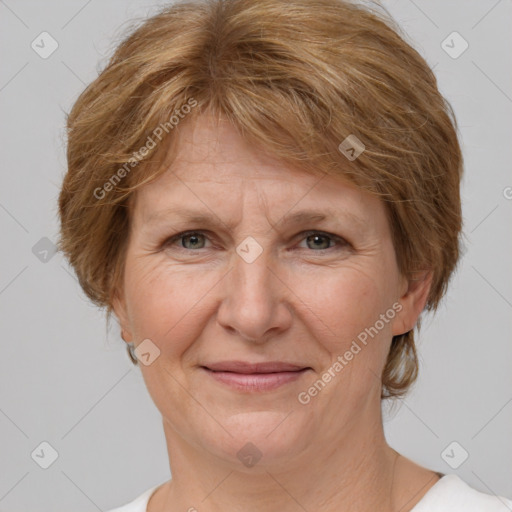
left=162, top=230, right=349, bottom=253
left=164, top=231, right=210, bottom=250
left=295, top=231, right=348, bottom=251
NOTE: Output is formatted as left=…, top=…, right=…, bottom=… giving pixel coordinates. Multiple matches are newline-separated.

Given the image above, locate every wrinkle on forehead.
left=130, top=113, right=386, bottom=239
left=164, top=112, right=318, bottom=181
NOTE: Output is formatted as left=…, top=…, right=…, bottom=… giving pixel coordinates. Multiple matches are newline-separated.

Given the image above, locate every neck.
left=155, top=407, right=409, bottom=512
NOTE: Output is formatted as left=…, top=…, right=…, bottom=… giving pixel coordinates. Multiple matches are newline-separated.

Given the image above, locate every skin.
left=114, top=113, right=439, bottom=512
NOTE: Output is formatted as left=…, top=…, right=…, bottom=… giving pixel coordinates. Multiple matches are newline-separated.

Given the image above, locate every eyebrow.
left=143, top=207, right=365, bottom=231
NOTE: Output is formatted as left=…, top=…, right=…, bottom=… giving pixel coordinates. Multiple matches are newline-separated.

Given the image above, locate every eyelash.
left=162, top=230, right=350, bottom=253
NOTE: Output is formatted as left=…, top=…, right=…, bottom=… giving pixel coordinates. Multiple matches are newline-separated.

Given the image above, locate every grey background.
left=0, top=0, right=511, bottom=510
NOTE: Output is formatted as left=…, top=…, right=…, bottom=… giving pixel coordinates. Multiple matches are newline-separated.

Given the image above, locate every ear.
left=392, top=270, right=433, bottom=336
left=112, top=288, right=133, bottom=343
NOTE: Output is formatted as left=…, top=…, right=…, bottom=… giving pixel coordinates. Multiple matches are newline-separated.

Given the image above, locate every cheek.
left=296, top=264, right=395, bottom=367
left=122, top=241, right=399, bottom=367
left=123, top=256, right=222, bottom=355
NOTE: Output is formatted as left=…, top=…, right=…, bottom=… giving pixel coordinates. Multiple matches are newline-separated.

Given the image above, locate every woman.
left=57, top=0, right=512, bottom=510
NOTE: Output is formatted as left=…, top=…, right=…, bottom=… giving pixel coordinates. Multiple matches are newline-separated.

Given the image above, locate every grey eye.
left=180, top=233, right=206, bottom=249
left=304, top=233, right=333, bottom=250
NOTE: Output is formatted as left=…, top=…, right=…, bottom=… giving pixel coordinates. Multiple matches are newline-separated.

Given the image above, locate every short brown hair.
left=58, top=0, right=464, bottom=399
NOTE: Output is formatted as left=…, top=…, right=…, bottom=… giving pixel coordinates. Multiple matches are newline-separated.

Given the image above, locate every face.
left=114, top=114, right=429, bottom=471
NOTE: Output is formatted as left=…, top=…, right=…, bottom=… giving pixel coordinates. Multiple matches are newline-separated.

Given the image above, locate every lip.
left=204, top=361, right=308, bottom=373
left=201, top=361, right=311, bottom=392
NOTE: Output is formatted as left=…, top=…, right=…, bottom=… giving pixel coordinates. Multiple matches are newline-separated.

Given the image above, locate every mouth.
left=200, top=361, right=312, bottom=392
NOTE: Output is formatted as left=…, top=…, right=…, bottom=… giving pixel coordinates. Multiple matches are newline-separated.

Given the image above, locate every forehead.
left=131, top=114, right=385, bottom=228
left=163, top=114, right=319, bottom=182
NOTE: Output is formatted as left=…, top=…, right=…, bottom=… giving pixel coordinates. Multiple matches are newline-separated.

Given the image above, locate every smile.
left=200, top=361, right=311, bottom=392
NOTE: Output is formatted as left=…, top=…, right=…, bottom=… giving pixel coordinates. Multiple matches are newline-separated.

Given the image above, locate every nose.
left=216, top=245, right=293, bottom=343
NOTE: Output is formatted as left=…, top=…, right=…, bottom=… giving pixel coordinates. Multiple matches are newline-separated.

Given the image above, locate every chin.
left=194, top=409, right=313, bottom=472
